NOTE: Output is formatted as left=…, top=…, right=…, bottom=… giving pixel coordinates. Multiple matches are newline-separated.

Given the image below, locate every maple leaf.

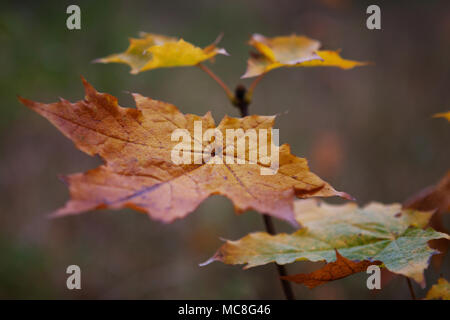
left=433, top=111, right=450, bottom=122
left=203, top=200, right=449, bottom=285
left=94, top=32, right=228, bottom=74
left=425, top=278, right=450, bottom=300
left=404, top=171, right=450, bottom=214
left=241, top=34, right=369, bottom=78
left=281, top=249, right=381, bottom=289
left=18, top=78, right=348, bottom=225
left=404, top=171, right=450, bottom=269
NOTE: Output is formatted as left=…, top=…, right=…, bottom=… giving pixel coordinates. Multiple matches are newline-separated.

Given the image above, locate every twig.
left=246, top=73, right=266, bottom=100
left=405, top=277, right=416, bottom=300
left=200, top=65, right=295, bottom=299
left=197, top=63, right=234, bottom=100
left=262, top=215, right=295, bottom=300
left=234, top=84, right=295, bottom=301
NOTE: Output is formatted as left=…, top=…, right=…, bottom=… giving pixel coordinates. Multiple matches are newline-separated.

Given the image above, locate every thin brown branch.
left=262, top=215, right=296, bottom=300
left=235, top=88, right=295, bottom=300
left=197, top=63, right=233, bottom=100
left=405, top=277, right=416, bottom=300
left=246, top=73, right=266, bottom=100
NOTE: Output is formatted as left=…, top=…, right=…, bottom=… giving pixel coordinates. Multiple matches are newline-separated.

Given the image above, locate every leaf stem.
left=234, top=84, right=295, bottom=301
left=246, top=73, right=266, bottom=101
left=197, top=63, right=234, bottom=100
left=405, top=277, right=416, bottom=300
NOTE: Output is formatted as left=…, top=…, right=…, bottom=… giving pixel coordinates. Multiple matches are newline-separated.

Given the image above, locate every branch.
left=235, top=87, right=295, bottom=300
left=197, top=63, right=234, bottom=100
left=262, top=215, right=296, bottom=300
left=246, top=73, right=266, bottom=101
left=405, top=277, right=416, bottom=300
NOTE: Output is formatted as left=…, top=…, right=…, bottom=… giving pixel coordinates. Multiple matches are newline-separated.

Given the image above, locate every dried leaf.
left=425, top=278, right=450, bottom=300
left=242, top=34, right=368, bottom=78
left=433, top=111, right=450, bottom=121
left=94, top=32, right=228, bottom=74
left=404, top=171, right=450, bottom=269
left=404, top=171, right=450, bottom=214
left=18, top=79, right=348, bottom=225
left=281, top=249, right=381, bottom=288
left=204, top=200, right=449, bottom=285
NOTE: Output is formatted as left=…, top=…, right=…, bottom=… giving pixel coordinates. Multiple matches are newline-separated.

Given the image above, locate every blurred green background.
left=1, top=0, right=449, bottom=299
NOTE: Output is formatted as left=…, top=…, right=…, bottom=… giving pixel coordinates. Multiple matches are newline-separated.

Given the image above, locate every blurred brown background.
left=0, top=0, right=449, bottom=299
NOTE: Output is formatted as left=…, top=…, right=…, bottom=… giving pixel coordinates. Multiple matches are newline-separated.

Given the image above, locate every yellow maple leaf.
left=94, top=32, right=228, bottom=74
left=242, top=34, right=369, bottom=78
left=433, top=111, right=450, bottom=122
left=425, top=278, right=450, bottom=300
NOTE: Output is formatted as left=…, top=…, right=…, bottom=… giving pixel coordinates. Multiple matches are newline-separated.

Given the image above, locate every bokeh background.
left=1, top=0, right=449, bottom=299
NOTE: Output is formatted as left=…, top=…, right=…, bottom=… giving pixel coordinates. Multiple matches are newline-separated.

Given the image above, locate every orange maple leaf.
left=404, top=171, right=450, bottom=214
left=18, top=78, right=349, bottom=224
left=281, top=250, right=381, bottom=288
left=403, top=171, right=450, bottom=269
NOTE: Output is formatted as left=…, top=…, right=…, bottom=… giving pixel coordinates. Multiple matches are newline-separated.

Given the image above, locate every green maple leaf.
left=203, top=200, right=449, bottom=286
